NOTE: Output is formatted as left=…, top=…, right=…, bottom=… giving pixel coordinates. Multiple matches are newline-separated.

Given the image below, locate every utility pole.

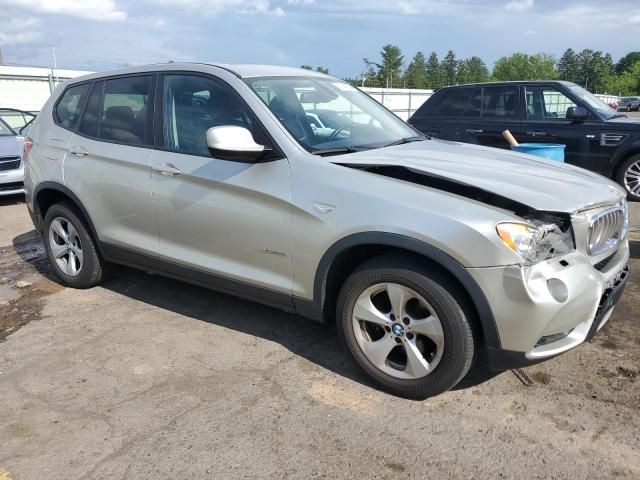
left=51, top=46, right=59, bottom=85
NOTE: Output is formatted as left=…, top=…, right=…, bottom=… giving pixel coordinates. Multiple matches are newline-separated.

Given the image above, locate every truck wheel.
left=617, top=154, right=640, bottom=201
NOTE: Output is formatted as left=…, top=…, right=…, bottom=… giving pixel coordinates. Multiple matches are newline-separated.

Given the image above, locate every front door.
left=520, top=84, right=598, bottom=169
left=150, top=73, right=294, bottom=298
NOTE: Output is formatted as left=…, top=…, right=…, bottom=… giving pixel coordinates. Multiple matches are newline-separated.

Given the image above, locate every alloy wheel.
left=624, top=160, right=640, bottom=197
left=351, top=282, right=445, bottom=380
left=49, top=217, right=84, bottom=277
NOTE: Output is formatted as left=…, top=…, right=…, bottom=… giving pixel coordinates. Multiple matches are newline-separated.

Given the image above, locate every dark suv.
left=409, top=81, right=640, bottom=201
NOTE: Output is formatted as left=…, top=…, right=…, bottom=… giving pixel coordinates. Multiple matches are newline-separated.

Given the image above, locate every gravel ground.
left=0, top=194, right=638, bottom=479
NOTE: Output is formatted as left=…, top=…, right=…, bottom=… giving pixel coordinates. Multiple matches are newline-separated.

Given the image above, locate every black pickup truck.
left=408, top=81, right=640, bottom=201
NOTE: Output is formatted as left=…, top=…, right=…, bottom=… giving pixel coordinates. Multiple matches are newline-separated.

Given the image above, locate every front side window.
left=525, top=86, right=576, bottom=120
left=162, top=74, right=269, bottom=156
left=245, top=77, right=420, bottom=153
left=55, top=83, right=90, bottom=129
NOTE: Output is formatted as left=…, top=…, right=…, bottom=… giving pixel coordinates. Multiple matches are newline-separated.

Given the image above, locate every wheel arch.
left=310, top=232, right=501, bottom=349
left=612, top=147, right=640, bottom=179
left=33, top=182, right=102, bottom=253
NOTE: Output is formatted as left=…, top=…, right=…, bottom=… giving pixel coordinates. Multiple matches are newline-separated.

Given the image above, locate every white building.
left=0, top=65, right=92, bottom=112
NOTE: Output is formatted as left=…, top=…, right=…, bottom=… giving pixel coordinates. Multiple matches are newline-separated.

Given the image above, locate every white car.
left=0, top=115, right=27, bottom=195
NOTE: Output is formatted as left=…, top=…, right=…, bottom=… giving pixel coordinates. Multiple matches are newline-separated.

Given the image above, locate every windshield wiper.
left=310, top=146, right=359, bottom=157
left=610, top=114, right=628, bottom=119
left=383, top=136, right=426, bottom=148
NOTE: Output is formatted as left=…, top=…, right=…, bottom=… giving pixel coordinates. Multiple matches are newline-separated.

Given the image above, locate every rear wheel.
left=43, top=202, right=109, bottom=288
left=336, top=255, right=475, bottom=399
left=617, top=154, right=640, bottom=201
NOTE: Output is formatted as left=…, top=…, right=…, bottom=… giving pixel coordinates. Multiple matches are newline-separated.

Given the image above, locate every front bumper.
left=0, top=165, right=25, bottom=196
left=468, top=241, right=630, bottom=369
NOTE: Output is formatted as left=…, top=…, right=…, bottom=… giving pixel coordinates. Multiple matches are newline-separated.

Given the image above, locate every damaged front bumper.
left=468, top=241, right=630, bottom=370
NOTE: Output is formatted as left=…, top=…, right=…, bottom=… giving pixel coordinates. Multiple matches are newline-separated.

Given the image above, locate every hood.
left=333, top=139, right=624, bottom=213
left=0, top=135, right=24, bottom=158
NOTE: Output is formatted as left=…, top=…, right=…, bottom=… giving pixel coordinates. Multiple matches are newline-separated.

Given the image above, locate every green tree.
left=615, top=51, right=640, bottom=74
left=405, top=51, right=428, bottom=88
left=493, top=53, right=557, bottom=81
left=557, top=48, right=580, bottom=83
left=457, top=56, right=489, bottom=84
left=425, top=51, right=442, bottom=89
left=442, top=50, right=457, bottom=86
left=364, top=45, right=404, bottom=88
left=378, top=44, right=404, bottom=88
left=577, top=49, right=612, bottom=92
left=604, top=61, right=640, bottom=95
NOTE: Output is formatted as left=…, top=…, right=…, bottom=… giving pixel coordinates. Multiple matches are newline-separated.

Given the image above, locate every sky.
left=0, top=0, right=639, bottom=78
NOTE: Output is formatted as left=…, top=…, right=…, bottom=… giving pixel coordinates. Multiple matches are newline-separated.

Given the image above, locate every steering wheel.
left=328, top=127, right=346, bottom=142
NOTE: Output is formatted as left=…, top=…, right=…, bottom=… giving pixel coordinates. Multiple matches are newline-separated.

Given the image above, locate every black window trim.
left=153, top=70, right=285, bottom=162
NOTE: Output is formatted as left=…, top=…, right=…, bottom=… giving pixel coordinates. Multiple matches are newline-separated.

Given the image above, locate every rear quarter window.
left=55, top=83, right=90, bottom=129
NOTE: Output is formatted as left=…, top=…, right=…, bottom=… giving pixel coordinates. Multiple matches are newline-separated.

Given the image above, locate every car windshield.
left=567, top=84, right=617, bottom=120
left=0, top=118, right=16, bottom=136
left=244, top=76, right=422, bottom=155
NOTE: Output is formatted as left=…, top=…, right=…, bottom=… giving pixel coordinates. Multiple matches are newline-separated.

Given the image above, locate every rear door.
left=520, top=84, right=597, bottom=169
left=457, top=85, right=521, bottom=149
left=409, top=87, right=471, bottom=140
left=64, top=75, right=157, bottom=253
left=150, top=72, right=293, bottom=297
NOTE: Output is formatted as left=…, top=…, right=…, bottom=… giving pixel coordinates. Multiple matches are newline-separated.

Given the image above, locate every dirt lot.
left=0, top=195, right=639, bottom=479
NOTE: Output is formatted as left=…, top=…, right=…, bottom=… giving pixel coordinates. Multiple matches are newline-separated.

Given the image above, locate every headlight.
left=497, top=216, right=574, bottom=265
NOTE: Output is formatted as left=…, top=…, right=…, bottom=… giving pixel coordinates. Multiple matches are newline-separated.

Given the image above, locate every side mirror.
left=205, top=126, right=269, bottom=162
left=566, top=106, right=588, bottom=121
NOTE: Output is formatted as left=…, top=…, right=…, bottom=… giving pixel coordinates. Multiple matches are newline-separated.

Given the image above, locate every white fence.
left=360, top=87, right=434, bottom=120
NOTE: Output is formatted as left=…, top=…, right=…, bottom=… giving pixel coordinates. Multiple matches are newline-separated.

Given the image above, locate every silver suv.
left=24, top=64, right=630, bottom=398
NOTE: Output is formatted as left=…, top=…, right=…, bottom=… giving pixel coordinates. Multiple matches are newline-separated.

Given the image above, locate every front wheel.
left=617, top=154, right=640, bottom=201
left=336, top=255, right=475, bottom=399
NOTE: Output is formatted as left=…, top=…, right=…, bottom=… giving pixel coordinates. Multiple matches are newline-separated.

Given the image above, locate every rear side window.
left=77, top=76, right=153, bottom=145
left=414, top=88, right=472, bottom=119
left=55, top=83, right=90, bottom=129
left=100, top=76, right=153, bottom=145
left=481, top=86, right=518, bottom=118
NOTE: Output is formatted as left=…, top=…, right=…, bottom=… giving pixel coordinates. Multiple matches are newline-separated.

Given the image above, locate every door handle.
left=526, top=131, right=548, bottom=137
left=69, top=145, right=88, bottom=157
left=466, top=128, right=483, bottom=134
left=151, top=163, right=182, bottom=176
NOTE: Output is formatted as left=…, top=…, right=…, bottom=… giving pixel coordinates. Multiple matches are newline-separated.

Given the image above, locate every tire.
left=336, top=254, right=475, bottom=399
left=616, top=154, right=640, bottom=202
left=43, top=202, right=109, bottom=288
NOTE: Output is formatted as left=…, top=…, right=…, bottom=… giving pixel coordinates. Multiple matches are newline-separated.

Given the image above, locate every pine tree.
left=405, top=51, right=428, bottom=88
left=442, top=50, right=457, bottom=86
left=557, top=49, right=579, bottom=83
left=425, top=51, right=442, bottom=89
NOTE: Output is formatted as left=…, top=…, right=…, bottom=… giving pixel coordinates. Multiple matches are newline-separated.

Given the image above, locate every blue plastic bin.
left=510, top=143, right=566, bottom=162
